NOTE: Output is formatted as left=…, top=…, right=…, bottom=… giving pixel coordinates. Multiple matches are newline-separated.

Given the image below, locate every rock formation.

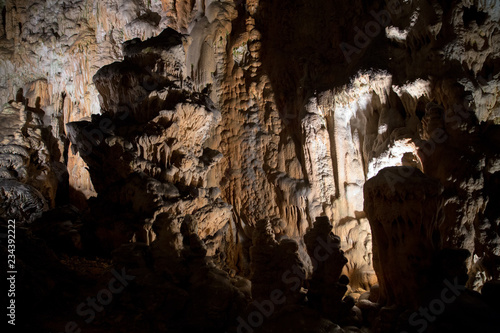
left=364, top=166, right=444, bottom=307
left=65, top=28, right=233, bottom=258
left=249, top=218, right=307, bottom=305
left=0, top=0, right=499, bottom=332
left=0, top=100, right=60, bottom=223
left=304, top=216, right=353, bottom=325
left=364, top=166, right=498, bottom=332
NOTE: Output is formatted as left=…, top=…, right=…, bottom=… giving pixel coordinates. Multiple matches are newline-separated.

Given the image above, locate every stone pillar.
left=363, top=166, right=444, bottom=307
left=304, top=216, right=351, bottom=323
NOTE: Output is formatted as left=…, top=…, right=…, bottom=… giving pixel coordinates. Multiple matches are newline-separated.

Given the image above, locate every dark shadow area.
left=1, top=5, right=6, bottom=35
left=15, top=88, right=24, bottom=103
left=255, top=0, right=391, bottom=118
left=477, top=55, right=500, bottom=80
left=68, top=185, right=89, bottom=211
left=463, top=4, right=488, bottom=28
left=137, top=10, right=162, bottom=27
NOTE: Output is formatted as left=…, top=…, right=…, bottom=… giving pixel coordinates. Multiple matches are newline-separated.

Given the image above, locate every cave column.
left=363, top=166, right=444, bottom=307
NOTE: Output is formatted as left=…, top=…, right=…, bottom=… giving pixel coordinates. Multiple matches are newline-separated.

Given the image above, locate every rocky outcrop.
left=2, top=0, right=500, bottom=288
left=0, top=100, right=62, bottom=223
left=107, top=214, right=247, bottom=333
left=249, top=219, right=307, bottom=305
left=417, top=100, right=500, bottom=286
left=66, top=28, right=233, bottom=257
left=304, top=216, right=353, bottom=324
left=364, top=166, right=444, bottom=307
left=1, top=0, right=500, bottom=331
left=363, top=166, right=499, bottom=332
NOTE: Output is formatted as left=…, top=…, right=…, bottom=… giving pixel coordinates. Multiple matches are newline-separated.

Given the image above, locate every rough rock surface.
left=364, top=166, right=498, bottom=333
left=0, top=0, right=500, bottom=332
left=66, top=28, right=233, bottom=257
left=2, top=0, right=500, bottom=287
left=364, top=166, right=444, bottom=307
left=250, top=218, right=307, bottom=304
left=0, top=100, right=60, bottom=223
left=304, top=216, right=353, bottom=324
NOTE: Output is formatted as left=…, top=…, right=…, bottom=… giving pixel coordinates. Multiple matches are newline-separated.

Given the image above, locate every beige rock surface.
left=1, top=1, right=500, bottom=333
left=1, top=0, right=499, bottom=289
left=0, top=101, right=57, bottom=222
left=64, top=29, right=233, bottom=258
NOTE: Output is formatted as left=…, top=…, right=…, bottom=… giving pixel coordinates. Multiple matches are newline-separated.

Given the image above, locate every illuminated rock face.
left=0, top=101, right=59, bottom=222
left=1, top=1, right=500, bottom=332
left=66, top=29, right=232, bottom=256
left=0, top=0, right=499, bottom=298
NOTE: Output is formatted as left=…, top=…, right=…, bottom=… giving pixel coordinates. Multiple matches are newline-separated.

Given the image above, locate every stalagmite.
left=364, top=166, right=444, bottom=307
